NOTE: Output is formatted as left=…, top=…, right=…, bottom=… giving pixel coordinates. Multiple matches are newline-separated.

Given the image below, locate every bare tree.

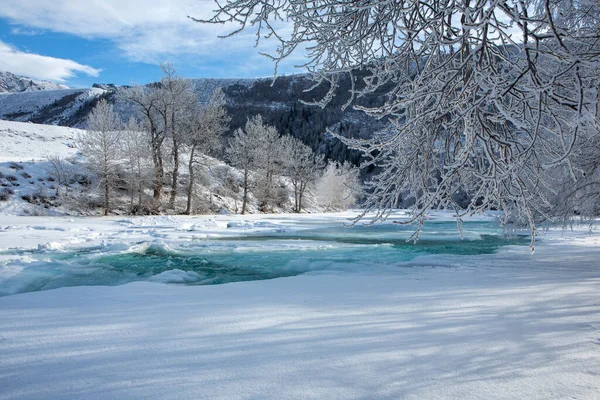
left=183, top=88, right=229, bottom=214
left=122, top=84, right=166, bottom=203
left=281, top=135, right=323, bottom=212
left=199, top=0, right=600, bottom=247
left=157, top=63, right=198, bottom=209
left=45, top=155, right=75, bottom=197
left=79, top=99, right=122, bottom=216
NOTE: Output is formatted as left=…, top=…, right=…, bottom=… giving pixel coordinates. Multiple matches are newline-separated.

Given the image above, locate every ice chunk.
left=149, top=269, right=205, bottom=284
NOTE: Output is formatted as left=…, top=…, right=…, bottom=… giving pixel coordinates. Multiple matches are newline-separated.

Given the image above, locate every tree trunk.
left=129, top=165, right=135, bottom=210
left=294, top=183, right=299, bottom=213
left=241, top=167, right=248, bottom=215
left=152, top=145, right=163, bottom=202
left=185, top=146, right=196, bottom=215
left=136, top=159, right=143, bottom=206
left=169, top=133, right=179, bottom=209
left=298, top=182, right=305, bottom=213
left=153, top=164, right=163, bottom=201
left=104, top=180, right=110, bottom=216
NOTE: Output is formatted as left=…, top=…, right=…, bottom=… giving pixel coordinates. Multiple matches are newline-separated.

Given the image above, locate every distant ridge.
left=0, top=72, right=385, bottom=164
left=0, top=71, right=68, bottom=93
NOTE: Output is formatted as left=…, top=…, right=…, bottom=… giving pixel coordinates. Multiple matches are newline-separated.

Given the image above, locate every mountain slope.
left=0, top=87, right=109, bottom=127
left=0, top=71, right=68, bottom=93
left=0, top=73, right=387, bottom=164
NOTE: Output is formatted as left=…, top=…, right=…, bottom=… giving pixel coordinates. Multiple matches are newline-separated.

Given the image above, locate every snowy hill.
left=0, top=119, right=320, bottom=216
left=0, top=120, right=84, bottom=215
left=0, top=71, right=68, bottom=93
left=0, top=87, right=108, bottom=127
left=0, top=119, right=81, bottom=162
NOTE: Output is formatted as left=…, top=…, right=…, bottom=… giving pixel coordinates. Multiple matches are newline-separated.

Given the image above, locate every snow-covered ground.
left=0, top=119, right=81, bottom=162
left=0, top=119, right=320, bottom=216
left=0, top=211, right=599, bottom=399
left=0, top=120, right=86, bottom=215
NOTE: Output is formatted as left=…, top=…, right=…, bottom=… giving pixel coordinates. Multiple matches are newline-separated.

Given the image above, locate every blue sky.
left=0, top=1, right=301, bottom=87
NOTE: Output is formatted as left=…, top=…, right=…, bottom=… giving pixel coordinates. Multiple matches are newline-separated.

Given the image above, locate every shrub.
left=0, top=187, right=14, bottom=201
left=6, top=175, right=18, bottom=182
left=9, top=163, right=24, bottom=171
left=129, top=203, right=160, bottom=215
left=72, top=173, right=92, bottom=186
left=21, top=192, right=56, bottom=206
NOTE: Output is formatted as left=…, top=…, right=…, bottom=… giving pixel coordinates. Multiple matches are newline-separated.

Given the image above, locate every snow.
left=0, top=119, right=82, bottom=162
left=0, top=87, right=106, bottom=126
left=0, top=119, right=315, bottom=216
left=0, top=116, right=598, bottom=398
left=0, top=212, right=599, bottom=399
left=190, top=78, right=255, bottom=104
left=0, top=120, right=89, bottom=215
left=0, top=71, right=68, bottom=93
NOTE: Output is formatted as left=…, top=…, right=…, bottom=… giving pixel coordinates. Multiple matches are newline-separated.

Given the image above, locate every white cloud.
left=10, top=27, right=41, bottom=36
left=0, top=41, right=101, bottom=82
left=0, top=0, right=300, bottom=76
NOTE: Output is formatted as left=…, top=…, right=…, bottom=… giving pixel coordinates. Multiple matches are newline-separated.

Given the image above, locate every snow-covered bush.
left=316, top=161, right=360, bottom=211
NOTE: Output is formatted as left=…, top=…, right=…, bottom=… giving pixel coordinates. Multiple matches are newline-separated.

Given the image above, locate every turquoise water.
left=0, top=221, right=527, bottom=296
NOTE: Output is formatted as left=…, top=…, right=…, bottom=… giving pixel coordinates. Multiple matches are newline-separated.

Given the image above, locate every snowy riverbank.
left=0, top=212, right=599, bottom=399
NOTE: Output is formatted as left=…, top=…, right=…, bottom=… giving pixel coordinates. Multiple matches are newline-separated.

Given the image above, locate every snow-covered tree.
left=226, top=115, right=287, bottom=213
left=120, top=117, right=152, bottom=210
left=80, top=99, right=121, bottom=216
left=316, top=161, right=360, bottom=212
left=280, top=135, right=323, bottom=213
left=124, top=64, right=200, bottom=209
left=183, top=88, right=229, bottom=214
left=199, top=0, right=600, bottom=246
left=226, top=123, right=258, bottom=214
left=249, top=115, right=284, bottom=212
left=157, top=63, right=198, bottom=209
left=122, top=84, right=166, bottom=203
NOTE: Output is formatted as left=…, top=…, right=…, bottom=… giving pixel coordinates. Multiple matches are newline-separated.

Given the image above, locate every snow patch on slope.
left=0, top=71, right=68, bottom=93
left=0, top=119, right=82, bottom=162
left=0, top=87, right=106, bottom=127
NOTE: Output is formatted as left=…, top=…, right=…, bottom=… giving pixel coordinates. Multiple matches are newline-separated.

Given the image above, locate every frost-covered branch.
left=198, top=0, right=600, bottom=246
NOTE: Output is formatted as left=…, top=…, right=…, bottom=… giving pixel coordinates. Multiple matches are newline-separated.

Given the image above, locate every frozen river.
left=0, top=216, right=526, bottom=296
